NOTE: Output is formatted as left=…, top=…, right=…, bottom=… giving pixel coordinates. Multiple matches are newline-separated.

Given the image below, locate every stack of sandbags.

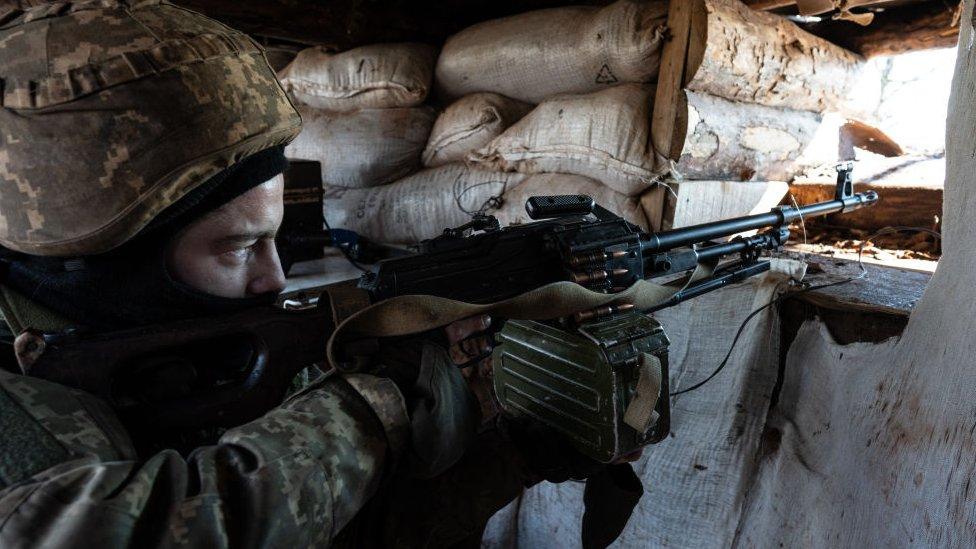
left=299, top=0, right=671, bottom=247
left=423, top=0, right=669, bottom=235
left=280, top=43, right=437, bottom=188
left=414, top=83, right=658, bottom=239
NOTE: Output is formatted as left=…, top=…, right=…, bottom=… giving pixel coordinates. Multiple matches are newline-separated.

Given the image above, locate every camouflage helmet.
left=0, top=0, right=302, bottom=256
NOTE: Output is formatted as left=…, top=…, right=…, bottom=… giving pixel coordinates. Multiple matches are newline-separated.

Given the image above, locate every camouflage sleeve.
left=0, top=369, right=409, bottom=548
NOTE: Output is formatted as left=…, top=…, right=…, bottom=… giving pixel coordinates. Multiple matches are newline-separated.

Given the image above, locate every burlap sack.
left=435, top=0, right=667, bottom=104
left=422, top=93, right=532, bottom=168
left=468, top=84, right=662, bottom=197
left=323, top=164, right=528, bottom=244
left=285, top=104, right=435, bottom=188
left=494, top=173, right=648, bottom=229
left=279, top=43, right=436, bottom=111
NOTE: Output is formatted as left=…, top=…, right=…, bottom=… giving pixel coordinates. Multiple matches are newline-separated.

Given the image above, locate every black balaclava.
left=1, top=146, right=288, bottom=332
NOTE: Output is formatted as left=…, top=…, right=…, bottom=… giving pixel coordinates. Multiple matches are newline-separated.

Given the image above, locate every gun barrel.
left=641, top=190, right=878, bottom=253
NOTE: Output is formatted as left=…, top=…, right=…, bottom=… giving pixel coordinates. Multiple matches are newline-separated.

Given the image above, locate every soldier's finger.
left=445, top=315, right=491, bottom=344
left=459, top=334, right=490, bottom=357
left=449, top=343, right=471, bottom=365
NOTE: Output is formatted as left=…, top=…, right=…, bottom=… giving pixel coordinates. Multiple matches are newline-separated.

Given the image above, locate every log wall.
left=676, top=91, right=822, bottom=181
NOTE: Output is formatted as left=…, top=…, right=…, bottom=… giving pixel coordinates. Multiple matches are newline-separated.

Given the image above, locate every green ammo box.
left=492, top=312, right=671, bottom=463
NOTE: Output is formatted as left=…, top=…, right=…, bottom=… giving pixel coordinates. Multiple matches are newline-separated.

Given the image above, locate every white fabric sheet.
left=485, top=3, right=975, bottom=545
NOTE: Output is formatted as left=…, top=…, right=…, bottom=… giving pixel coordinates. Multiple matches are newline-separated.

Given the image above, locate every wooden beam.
left=743, top=0, right=796, bottom=10
left=743, top=0, right=926, bottom=14
left=801, top=0, right=962, bottom=58
left=651, top=0, right=703, bottom=164
left=175, top=0, right=612, bottom=48
left=788, top=255, right=931, bottom=317
left=778, top=258, right=927, bottom=359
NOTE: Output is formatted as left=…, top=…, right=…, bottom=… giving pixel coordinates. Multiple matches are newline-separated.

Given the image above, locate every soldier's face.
left=167, top=175, right=287, bottom=298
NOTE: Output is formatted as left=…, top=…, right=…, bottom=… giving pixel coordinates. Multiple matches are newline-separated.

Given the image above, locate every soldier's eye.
left=220, top=245, right=254, bottom=264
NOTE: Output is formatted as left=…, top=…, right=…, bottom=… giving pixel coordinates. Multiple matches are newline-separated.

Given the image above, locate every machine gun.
left=18, top=167, right=876, bottom=460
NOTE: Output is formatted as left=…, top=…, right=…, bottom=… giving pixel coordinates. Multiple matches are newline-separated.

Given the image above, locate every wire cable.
left=669, top=226, right=940, bottom=397
left=322, top=215, right=370, bottom=273
left=789, top=192, right=807, bottom=246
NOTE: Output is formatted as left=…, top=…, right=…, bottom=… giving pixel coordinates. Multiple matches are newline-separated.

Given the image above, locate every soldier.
left=0, top=1, right=534, bottom=546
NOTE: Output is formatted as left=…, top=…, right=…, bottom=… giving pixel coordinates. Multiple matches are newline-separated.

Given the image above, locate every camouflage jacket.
left=0, top=286, right=514, bottom=548
left=0, top=366, right=410, bottom=548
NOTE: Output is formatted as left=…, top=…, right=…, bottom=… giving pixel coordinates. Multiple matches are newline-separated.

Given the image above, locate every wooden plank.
left=640, top=186, right=666, bottom=231
left=685, top=0, right=710, bottom=87
left=783, top=253, right=931, bottom=319
left=651, top=0, right=700, bottom=165
left=640, top=180, right=789, bottom=232
left=778, top=257, right=929, bottom=404
left=677, top=1, right=710, bottom=161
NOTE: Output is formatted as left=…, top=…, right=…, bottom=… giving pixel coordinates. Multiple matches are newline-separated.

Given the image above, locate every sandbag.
left=435, top=0, right=667, bottom=104
left=285, top=104, right=435, bottom=188
left=422, top=93, right=532, bottom=168
left=494, top=174, right=647, bottom=230
left=279, top=43, right=436, bottom=110
left=322, top=164, right=528, bottom=244
left=468, top=84, right=661, bottom=197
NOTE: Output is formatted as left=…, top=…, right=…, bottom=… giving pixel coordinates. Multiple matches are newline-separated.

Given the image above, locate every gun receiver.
left=361, top=168, right=877, bottom=309
left=20, top=167, right=876, bottom=460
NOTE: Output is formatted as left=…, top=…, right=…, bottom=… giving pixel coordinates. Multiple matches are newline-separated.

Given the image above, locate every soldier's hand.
left=444, top=315, right=498, bottom=425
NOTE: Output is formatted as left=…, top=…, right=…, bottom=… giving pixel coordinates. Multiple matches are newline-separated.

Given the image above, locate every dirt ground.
left=788, top=223, right=942, bottom=262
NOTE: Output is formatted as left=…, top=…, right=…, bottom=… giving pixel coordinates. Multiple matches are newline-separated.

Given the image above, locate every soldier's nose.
left=247, top=247, right=287, bottom=296
left=248, top=269, right=286, bottom=296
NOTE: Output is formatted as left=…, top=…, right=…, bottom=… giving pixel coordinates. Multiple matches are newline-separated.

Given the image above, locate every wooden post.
left=651, top=0, right=705, bottom=164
